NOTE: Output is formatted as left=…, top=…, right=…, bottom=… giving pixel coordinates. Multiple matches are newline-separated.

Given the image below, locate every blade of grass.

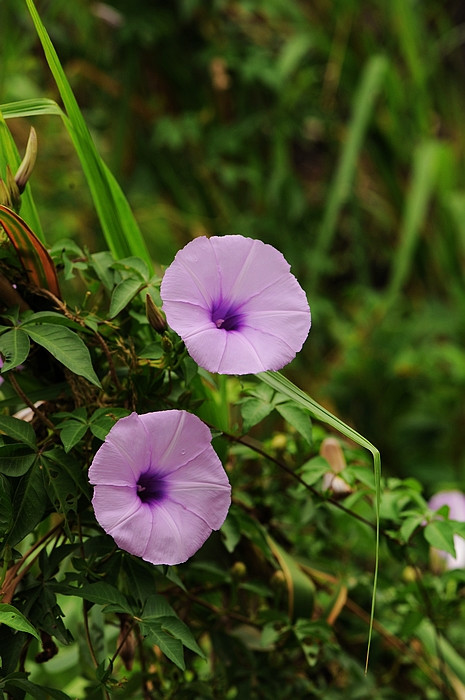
left=0, top=98, right=63, bottom=119
left=259, top=370, right=380, bottom=672
left=25, top=0, right=152, bottom=267
left=309, top=54, right=388, bottom=295
left=0, top=109, right=44, bottom=241
left=385, top=141, right=443, bottom=307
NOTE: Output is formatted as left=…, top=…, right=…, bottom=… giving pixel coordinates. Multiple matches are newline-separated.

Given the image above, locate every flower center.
left=136, top=471, right=166, bottom=504
left=211, top=301, right=244, bottom=331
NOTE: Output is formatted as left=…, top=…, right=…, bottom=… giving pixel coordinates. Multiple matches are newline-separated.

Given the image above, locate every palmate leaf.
left=23, top=1, right=153, bottom=267
left=0, top=205, right=60, bottom=296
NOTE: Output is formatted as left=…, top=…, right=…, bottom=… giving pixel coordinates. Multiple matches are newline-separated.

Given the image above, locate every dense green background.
left=2, top=1, right=465, bottom=697
left=4, top=0, right=465, bottom=490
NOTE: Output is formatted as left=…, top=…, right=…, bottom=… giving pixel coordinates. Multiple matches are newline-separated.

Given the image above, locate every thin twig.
left=222, top=429, right=385, bottom=536
left=8, top=372, right=55, bottom=431
left=0, top=519, right=63, bottom=603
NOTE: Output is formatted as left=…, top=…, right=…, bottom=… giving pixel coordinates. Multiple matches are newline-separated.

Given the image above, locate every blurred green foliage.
left=2, top=0, right=465, bottom=697
left=3, top=0, right=465, bottom=486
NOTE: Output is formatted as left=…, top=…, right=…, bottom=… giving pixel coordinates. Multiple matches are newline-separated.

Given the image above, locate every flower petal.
left=140, top=500, right=217, bottom=565
left=209, top=235, right=291, bottom=302
left=138, top=410, right=216, bottom=473
left=92, top=484, right=151, bottom=558
left=161, top=236, right=221, bottom=309
left=165, top=447, right=231, bottom=529
left=88, top=412, right=151, bottom=486
left=429, top=490, right=465, bottom=522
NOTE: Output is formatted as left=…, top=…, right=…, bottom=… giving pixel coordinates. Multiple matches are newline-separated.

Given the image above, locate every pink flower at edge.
left=88, top=410, right=231, bottom=566
left=428, top=490, right=465, bottom=570
left=160, top=235, right=311, bottom=375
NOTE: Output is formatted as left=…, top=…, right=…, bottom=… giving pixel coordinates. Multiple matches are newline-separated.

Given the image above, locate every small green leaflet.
left=0, top=603, right=40, bottom=640
left=424, top=520, right=456, bottom=558
left=0, top=415, right=36, bottom=448
left=0, top=329, right=30, bottom=371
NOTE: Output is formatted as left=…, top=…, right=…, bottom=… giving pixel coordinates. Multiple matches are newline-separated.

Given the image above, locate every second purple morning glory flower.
left=89, top=410, right=231, bottom=565
left=160, top=235, right=311, bottom=375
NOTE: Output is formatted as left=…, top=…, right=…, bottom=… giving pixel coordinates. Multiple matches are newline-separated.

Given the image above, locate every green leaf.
left=60, top=582, right=130, bottom=612
left=158, top=616, right=204, bottom=658
left=0, top=444, right=36, bottom=477
left=399, top=514, right=424, bottom=544
left=109, top=278, right=144, bottom=318
left=221, top=512, right=241, bottom=553
left=275, top=402, right=312, bottom=444
left=240, top=397, right=274, bottom=432
left=24, top=1, right=152, bottom=267
left=91, top=251, right=115, bottom=289
left=112, top=256, right=150, bottom=281
left=7, top=462, right=48, bottom=546
left=267, top=536, right=315, bottom=621
left=0, top=415, right=36, bottom=448
left=23, top=323, right=100, bottom=387
left=41, top=453, right=80, bottom=520
left=142, top=594, right=177, bottom=619
left=29, top=585, right=73, bottom=646
left=0, top=476, right=13, bottom=536
left=424, top=520, right=456, bottom=557
left=0, top=603, right=40, bottom=640
left=89, top=407, right=131, bottom=441
left=0, top=329, right=30, bottom=371
left=1, top=97, right=63, bottom=119
left=141, top=622, right=185, bottom=670
left=41, top=446, right=90, bottom=505
left=58, top=420, right=88, bottom=453
left=3, top=676, right=71, bottom=700
left=299, top=456, right=330, bottom=486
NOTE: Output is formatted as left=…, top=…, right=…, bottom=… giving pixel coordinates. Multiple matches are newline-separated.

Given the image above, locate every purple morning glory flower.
left=88, top=410, right=231, bottom=565
left=428, top=490, right=465, bottom=570
left=160, top=235, right=311, bottom=375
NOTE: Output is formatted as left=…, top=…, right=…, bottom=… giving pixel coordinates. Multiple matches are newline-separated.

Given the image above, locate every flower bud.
left=0, top=128, right=37, bottom=212
left=320, top=437, right=352, bottom=496
left=146, top=294, right=167, bottom=334
left=230, top=561, right=247, bottom=579
left=6, top=165, right=21, bottom=210
left=14, top=127, right=37, bottom=194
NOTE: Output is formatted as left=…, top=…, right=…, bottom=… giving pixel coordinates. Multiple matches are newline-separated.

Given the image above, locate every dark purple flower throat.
left=211, top=299, right=244, bottom=331
left=137, top=471, right=166, bottom=504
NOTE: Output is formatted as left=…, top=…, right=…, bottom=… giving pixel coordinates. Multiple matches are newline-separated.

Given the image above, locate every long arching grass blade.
left=259, top=370, right=380, bottom=671
left=24, top=0, right=152, bottom=267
